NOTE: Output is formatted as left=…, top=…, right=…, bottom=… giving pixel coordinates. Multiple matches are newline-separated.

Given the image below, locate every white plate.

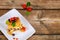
left=0, top=9, right=36, bottom=40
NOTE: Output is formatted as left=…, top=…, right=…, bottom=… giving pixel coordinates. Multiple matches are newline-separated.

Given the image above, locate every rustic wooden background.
left=0, top=0, right=60, bottom=40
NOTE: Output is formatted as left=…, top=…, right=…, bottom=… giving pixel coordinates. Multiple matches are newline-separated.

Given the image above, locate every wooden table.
left=0, top=0, right=60, bottom=40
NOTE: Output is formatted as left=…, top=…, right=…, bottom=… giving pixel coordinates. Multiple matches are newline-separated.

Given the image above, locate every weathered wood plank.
left=0, top=31, right=3, bottom=35
left=0, top=35, right=60, bottom=40
left=0, top=35, right=7, bottom=40
left=0, top=0, right=60, bottom=9
left=41, top=10, right=60, bottom=18
left=41, top=10, right=60, bottom=34
left=28, top=35, right=60, bottom=40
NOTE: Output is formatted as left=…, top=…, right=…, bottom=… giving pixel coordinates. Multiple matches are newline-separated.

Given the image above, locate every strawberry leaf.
left=27, top=2, right=31, bottom=6
left=26, top=11, right=31, bottom=16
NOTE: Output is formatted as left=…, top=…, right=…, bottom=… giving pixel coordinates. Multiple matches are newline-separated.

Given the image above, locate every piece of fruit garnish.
left=21, top=26, right=26, bottom=32
left=22, top=4, right=27, bottom=9
left=6, top=20, right=10, bottom=24
left=12, top=34, right=15, bottom=36
left=13, top=38, right=18, bottom=40
left=10, top=17, right=15, bottom=22
left=13, top=17, right=17, bottom=20
left=27, top=7, right=32, bottom=12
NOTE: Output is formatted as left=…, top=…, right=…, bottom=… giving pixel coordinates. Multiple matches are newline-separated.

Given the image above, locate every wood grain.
left=41, top=10, right=60, bottom=34
left=0, top=35, right=7, bottom=40
left=0, top=2, right=60, bottom=40
left=0, top=0, right=60, bottom=9
left=0, top=35, right=60, bottom=40
left=0, top=0, right=60, bottom=40
left=0, top=31, right=3, bottom=35
left=28, top=35, right=60, bottom=40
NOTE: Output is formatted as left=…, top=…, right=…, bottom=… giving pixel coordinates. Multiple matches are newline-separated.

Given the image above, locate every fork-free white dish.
left=0, top=9, right=35, bottom=40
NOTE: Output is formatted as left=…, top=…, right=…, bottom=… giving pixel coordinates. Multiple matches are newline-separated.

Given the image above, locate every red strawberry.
left=27, top=7, right=32, bottom=12
left=13, top=17, right=16, bottom=20
left=10, top=18, right=14, bottom=22
left=10, top=18, right=12, bottom=22
left=22, top=4, right=27, bottom=9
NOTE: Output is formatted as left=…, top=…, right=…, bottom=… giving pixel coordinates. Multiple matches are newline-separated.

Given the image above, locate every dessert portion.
left=6, top=17, right=26, bottom=35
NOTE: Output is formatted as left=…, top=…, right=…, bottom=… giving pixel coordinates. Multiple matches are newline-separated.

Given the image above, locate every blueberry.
left=12, top=34, right=15, bottom=36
